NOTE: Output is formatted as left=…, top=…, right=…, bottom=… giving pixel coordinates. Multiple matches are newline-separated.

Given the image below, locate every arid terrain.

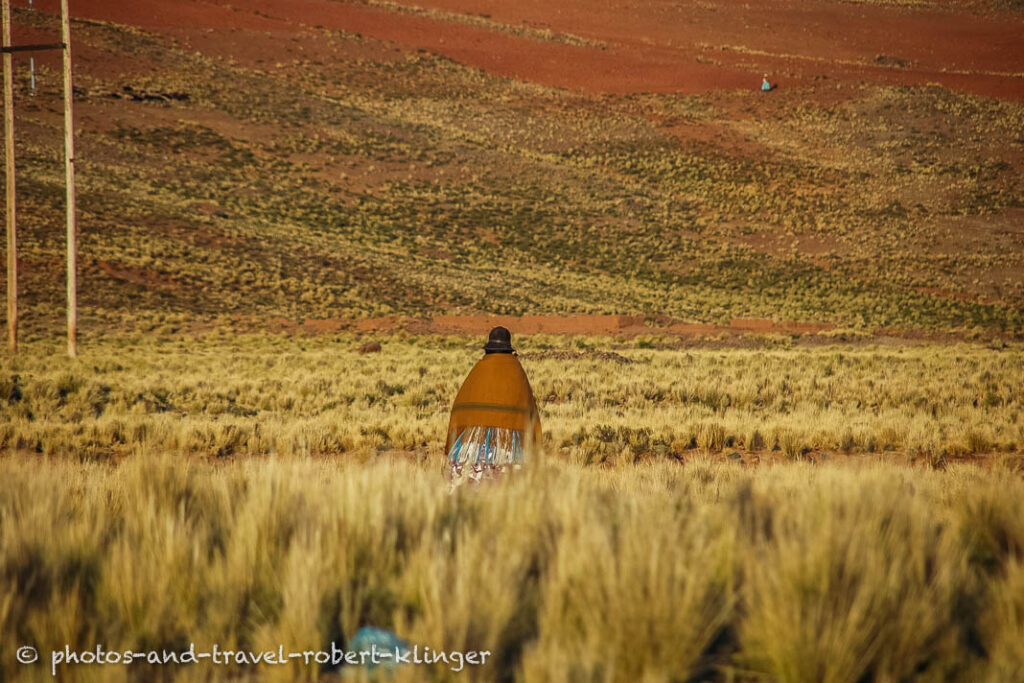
left=2, top=1, right=1024, bottom=681
left=1, top=0, right=1022, bottom=340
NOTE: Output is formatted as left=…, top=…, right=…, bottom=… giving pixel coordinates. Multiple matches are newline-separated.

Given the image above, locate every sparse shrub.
left=696, top=422, right=727, bottom=451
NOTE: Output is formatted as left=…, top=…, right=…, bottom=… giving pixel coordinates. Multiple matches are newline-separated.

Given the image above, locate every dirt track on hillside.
left=14, top=0, right=1024, bottom=99
left=259, top=313, right=959, bottom=343
left=264, top=313, right=838, bottom=336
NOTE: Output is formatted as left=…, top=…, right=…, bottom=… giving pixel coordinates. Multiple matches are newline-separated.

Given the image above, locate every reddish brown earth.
left=630, top=449, right=1019, bottom=470
left=96, top=260, right=179, bottom=292
left=246, top=314, right=997, bottom=345
left=13, top=0, right=1024, bottom=100
left=264, top=313, right=843, bottom=338
left=320, top=447, right=1020, bottom=470
left=6, top=1, right=1022, bottom=342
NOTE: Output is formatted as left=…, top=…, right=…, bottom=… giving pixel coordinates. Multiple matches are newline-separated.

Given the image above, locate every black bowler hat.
left=483, top=326, right=514, bottom=354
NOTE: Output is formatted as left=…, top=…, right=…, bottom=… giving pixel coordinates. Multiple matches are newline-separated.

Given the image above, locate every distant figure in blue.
left=761, top=74, right=774, bottom=92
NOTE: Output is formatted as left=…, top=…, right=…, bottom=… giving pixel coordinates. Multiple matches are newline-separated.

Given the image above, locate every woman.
left=445, top=327, right=542, bottom=485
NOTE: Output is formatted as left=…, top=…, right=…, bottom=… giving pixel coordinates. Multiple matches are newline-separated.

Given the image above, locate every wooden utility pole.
left=1, top=0, right=77, bottom=356
left=61, top=0, right=76, bottom=357
left=2, top=0, right=15, bottom=353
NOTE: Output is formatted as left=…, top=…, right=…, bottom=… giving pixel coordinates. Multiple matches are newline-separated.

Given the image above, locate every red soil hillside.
left=12, top=0, right=1024, bottom=99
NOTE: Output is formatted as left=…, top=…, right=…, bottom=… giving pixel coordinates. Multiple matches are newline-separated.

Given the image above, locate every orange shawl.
left=444, top=353, right=542, bottom=455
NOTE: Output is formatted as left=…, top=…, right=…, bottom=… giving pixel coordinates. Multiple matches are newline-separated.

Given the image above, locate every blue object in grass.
left=347, top=626, right=411, bottom=672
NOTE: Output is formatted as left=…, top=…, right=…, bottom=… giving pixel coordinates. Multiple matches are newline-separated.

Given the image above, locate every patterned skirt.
left=447, top=425, right=525, bottom=485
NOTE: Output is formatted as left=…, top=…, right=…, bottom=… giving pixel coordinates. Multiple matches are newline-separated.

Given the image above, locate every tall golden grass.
left=1, top=455, right=1023, bottom=681
left=1, top=335, right=1021, bottom=462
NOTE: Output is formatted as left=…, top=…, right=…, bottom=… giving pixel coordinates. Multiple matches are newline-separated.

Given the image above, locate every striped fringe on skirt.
left=448, top=426, right=525, bottom=484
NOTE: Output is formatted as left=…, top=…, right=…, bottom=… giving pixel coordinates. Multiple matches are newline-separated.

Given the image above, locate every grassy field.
left=2, top=455, right=1024, bottom=682
left=4, top=334, right=1022, bottom=680
left=1, top=334, right=1022, bottom=463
